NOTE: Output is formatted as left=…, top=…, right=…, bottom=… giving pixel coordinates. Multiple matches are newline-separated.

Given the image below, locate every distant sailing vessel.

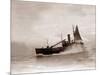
left=35, top=25, right=83, bottom=55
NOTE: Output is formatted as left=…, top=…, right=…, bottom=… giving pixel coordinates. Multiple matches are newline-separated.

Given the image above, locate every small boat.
left=35, top=25, right=83, bottom=55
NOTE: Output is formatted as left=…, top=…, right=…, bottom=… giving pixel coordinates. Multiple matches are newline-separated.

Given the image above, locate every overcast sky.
left=11, top=0, right=96, bottom=46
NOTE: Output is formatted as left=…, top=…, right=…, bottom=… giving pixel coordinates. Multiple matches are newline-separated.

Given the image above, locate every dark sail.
left=73, top=25, right=82, bottom=41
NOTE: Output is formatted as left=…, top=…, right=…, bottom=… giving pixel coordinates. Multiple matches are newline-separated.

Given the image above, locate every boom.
left=50, top=39, right=66, bottom=48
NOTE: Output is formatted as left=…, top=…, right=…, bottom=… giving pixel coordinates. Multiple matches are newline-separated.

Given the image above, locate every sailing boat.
left=73, top=25, right=83, bottom=44
left=35, top=25, right=83, bottom=55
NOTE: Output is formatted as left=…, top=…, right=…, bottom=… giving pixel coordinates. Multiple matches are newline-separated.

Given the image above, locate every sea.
left=11, top=38, right=96, bottom=75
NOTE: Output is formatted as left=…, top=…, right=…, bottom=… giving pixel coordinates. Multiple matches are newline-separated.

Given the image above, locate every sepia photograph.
left=11, top=0, right=96, bottom=74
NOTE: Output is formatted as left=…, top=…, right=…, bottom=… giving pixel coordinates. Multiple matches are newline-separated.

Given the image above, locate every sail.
left=73, top=25, right=82, bottom=41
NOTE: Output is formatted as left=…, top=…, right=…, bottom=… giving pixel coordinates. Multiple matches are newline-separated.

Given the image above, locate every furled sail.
left=73, top=25, right=82, bottom=42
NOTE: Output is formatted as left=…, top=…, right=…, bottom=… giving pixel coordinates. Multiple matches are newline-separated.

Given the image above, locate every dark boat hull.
left=35, top=47, right=64, bottom=55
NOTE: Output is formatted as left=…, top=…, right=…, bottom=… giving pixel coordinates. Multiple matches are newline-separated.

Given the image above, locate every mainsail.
left=73, top=25, right=82, bottom=42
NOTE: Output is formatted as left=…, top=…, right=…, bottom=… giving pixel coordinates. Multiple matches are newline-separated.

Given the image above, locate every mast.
left=46, top=39, right=49, bottom=48
left=61, top=33, right=63, bottom=41
left=61, top=33, right=63, bottom=46
left=72, top=25, right=75, bottom=42
left=72, top=25, right=74, bottom=33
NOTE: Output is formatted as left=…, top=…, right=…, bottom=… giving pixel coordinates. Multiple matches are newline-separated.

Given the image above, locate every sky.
left=11, top=0, right=96, bottom=46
